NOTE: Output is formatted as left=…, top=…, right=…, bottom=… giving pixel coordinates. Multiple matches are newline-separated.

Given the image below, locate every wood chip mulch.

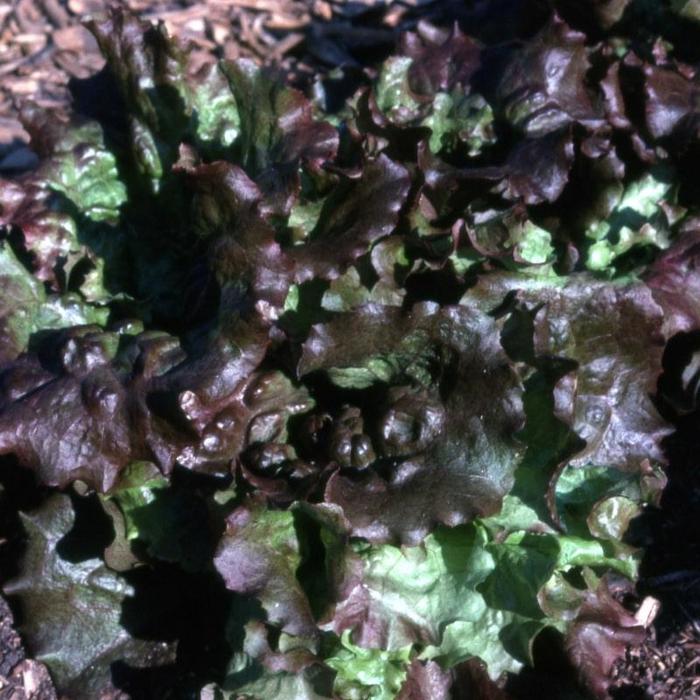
left=0, top=597, right=55, bottom=700
left=611, top=622, right=700, bottom=699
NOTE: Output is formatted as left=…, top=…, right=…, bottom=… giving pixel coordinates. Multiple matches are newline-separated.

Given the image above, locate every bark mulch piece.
left=0, top=596, right=56, bottom=700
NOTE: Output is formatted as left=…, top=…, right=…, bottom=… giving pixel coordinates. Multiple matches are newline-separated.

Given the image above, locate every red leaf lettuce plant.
left=1, top=2, right=699, bottom=698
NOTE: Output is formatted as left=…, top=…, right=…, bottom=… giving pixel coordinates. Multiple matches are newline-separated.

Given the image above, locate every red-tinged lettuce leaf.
left=495, top=129, right=575, bottom=205
left=450, top=658, right=515, bottom=700
left=470, top=272, right=670, bottom=473
left=371, top=23, right=493, bottom=157
left=174, top=156, right=293, bottom=310
left=465, top=206, right=555, bottom=265
left=600, top=62, right=632, bottom=131
left=565, top=577, right=645, bottom=699
left=213, top=498, right=319, bottom=640
left=322, top=525, right=510, bottom=670
left=170, top=364, right=313, bottom=476
left=2, top=494, right=175, bottom=698
left=291, top=155, right=411, bottom=283
left=0, top=178, right=82, bottom=289
left=0, top=242, right=108, bottom=365
left=19, top=108, right=127, bottom=224
left=300, top=302, right=524, bottom=544
left=141, top=321, right=292, bottom=475
left=0, top=317, right=285, bottom=490
left=320, top=237, right=411, bottom=313
left=495, top=15, right=603, bottom=136
left=306, top=466, right=652, bottom=685
left=236, top=373, right=319, bottom=503
left=85, top=9, right=186, bottom=182
left=397, top=659, right=452, bottom=700
left=644, top=226, right=700, bottom=337
left=0, top=110, right=129, bottom=301
left=644, top=63, right=700, bottom=140
left=0, top=326, right=178, bottom=492
left=419, top=128, right=574, bottom=207
left=220, top=59, right=338, bottom=215
left=319, top=518, right=647, bottom=684
left=206, top=618, right=334, bottom=699
left=84, top=7, right=240, bottom=192
left=320, top=520, right=623, bottom=681
left=401, top=23, right=481, bottom=99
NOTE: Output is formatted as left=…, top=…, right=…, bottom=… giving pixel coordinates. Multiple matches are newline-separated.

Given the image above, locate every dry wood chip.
left=223, top=39, right=241, bottom=59
left=634, top=597, right=662, bottom=628
left=212, top=22, right=231, bottom=45
left=52, top=25, right=98, bottom=52
left=313, top=0, right=333, bottom=21
left=13, top=33, right=47, bottom=45
left=41, top=0, right=70, bottom=27
left=265, top=14, right=308, bottom=29
left=67, top=0, right=105, bottom=13
left=210, top=0, right=283, bottom=10
left=0, top=117, right=28, bottom=147
left=269, top=31, right=304, bottom=59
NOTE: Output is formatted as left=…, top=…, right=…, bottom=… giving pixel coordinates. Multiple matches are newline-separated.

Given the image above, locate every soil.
left=0, top=597, right=55, bottom=700
left=1, top=1, right=700, bottom=699
left=607, top=410, right=700, bottom=700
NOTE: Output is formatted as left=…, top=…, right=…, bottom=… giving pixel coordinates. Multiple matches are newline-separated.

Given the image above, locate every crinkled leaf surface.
left=326, top=632, right=412, bottom=700
left=28, top=117, right=127, bottom=223
left=174, top=158, right=293, bottom=308
left=423, top=91, right=496, bottom=156
left=585, top=171, right=676, bottom=271
left=470, top=272, right=670, bottom=472
left=291, top=154, right=411, bottom=283
left=204, top=666, right=333, bottom=700
left=402, top=24, right=481, bottom=98
left=0, top=319, right=285, bottom=490
left=221, top=59, right=338, bottom=214
left=301, top=302, right=525, bottom=544
left=396, top=659, right=452, bottom=700
left=565, top=577, right=645, bottom=699
left=0, top=242, right=107, bottom=364
left=321, top=513, right=643, bottom=684
left=644, top=227, right=700, bottom=337
left=495, top=15, right=601, bottom=136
